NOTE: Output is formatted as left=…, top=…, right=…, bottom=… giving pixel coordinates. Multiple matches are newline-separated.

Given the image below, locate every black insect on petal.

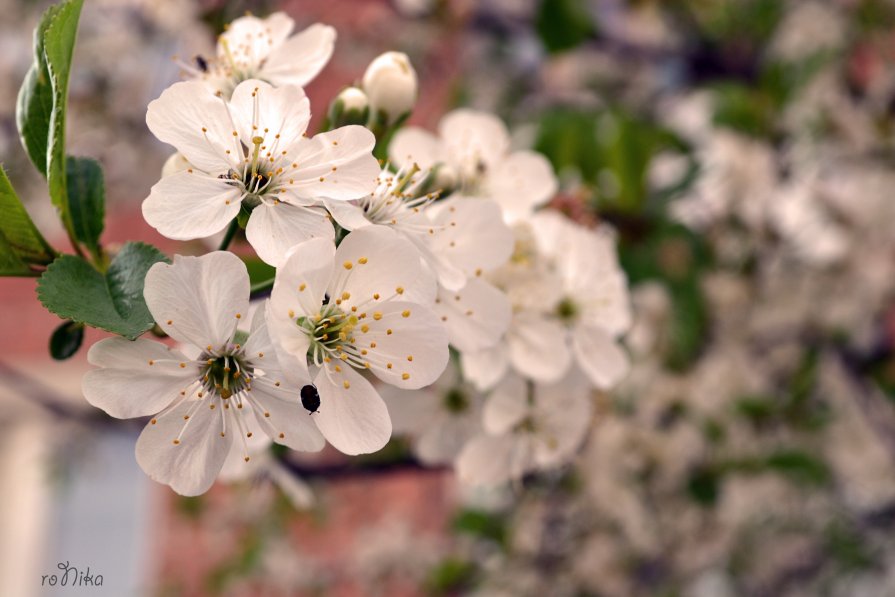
left=301, top=384, right=320, bottom=414
left=195, top=55, right=209, bottom=73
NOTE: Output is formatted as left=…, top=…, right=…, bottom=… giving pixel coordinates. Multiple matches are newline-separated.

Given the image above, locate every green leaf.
left=0, top=233, right=33, bottom=276
left=16, top=0, right=84, bottom=233
left=535, top=0, right=596, bottom=54
left=0, top=166, right=55, bottom=271
left=37, top=242, right=169, bottom=339
left=49, top=320, right=84, bottom=360
left=16, top=4, right=58, bottom=176
left=65, top=156, right=104, bottom=256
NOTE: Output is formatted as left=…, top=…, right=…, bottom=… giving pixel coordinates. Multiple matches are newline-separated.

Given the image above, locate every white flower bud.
left=338, top=86, right=369, bottom=113
left=328, top=87, right=370, bottom=127
left=362, top=52, right=418, bottom=125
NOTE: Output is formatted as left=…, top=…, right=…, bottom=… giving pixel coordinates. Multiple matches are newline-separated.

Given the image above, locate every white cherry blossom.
left=81, top=252, right=324, bottom=496
left=381, top=361, right=483, bottom=466
left=531, top=210, right=632, bottom=389
left=389, top=108, right=558, bottom=223
left=144, top=79, right=380, bottom=266
left=456, top=372, right=593, bottom=486
left=326, top=166, right=514, bottom=352
left=462, top=212, right=631, bottom=391
left=269, top=226, right=450, bottom=456
left=183, top=12, right=335, bottom=98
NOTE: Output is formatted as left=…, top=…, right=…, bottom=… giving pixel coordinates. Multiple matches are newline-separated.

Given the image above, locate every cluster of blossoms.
left=80, top=11, right=632, bottom=495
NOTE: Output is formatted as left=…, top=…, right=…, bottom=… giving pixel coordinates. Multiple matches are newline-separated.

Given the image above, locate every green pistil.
left=556, top=297, right=578, bottom=322
left=299, top=306, right=358, bottom=353
left=443, top=388, right=469, bottom=413
left=515, top=417, right=537, bottom=434
left=202, top=354, right=252, bottom=399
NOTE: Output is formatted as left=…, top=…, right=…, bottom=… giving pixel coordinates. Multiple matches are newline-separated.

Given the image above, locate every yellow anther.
left=402, top=310, right=411, bottom=318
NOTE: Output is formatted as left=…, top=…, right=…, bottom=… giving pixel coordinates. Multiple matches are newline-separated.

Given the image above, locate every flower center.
left=298, top=304, right=368, bottom=369
left=443, top=388, right=469, bottom=413
left=556, top=297, right=579, bottom=322
left=361, top=165, right=436, bottom=229
left=200, top=348, right=254, bottom=399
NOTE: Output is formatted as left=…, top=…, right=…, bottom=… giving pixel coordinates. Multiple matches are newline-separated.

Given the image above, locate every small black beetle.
left=300, top=384, right=320, bottom=414
left=194, top=55, right=209, bottom=73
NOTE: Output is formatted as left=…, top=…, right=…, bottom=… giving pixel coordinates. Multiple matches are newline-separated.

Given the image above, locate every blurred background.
left=4, top=0, right=895, bottom=595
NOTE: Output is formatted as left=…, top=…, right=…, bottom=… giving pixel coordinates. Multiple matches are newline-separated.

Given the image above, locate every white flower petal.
left=312, top=366, right=392, bottom=455
left=571, top=323, right=630, bottom=389
left=358, top=301, right=449, bottom=390
left=416, top=415, right=479, bottom=465
left=456, top=434, right=526, bottom=487
left=439, top=109, right=510, bottom=171
left=379, top=386, right=439, bottom=434
left=144, top=252, right=250, bottom=349
left=485, top=151, right=557, bottom=222
left=428, top=197, right=514, bottom=276
left=531, top=373, right=592, bottom=468
left=218, top=12, right=295, bottom=69
left=334, top=225, right=437, bottom=307
left=135, top=397, right=231, bottom=496
left=218, top=424, right=273, bottom=482
left=387, top=127, right=443, bottom=172
left=270, top=237, right=335, bottom=320
left=250, top=378, right=326, bottom=452
left=143, top=171, right=242, bottom=240
left=459, top=344, right=509, bottom=391
left=146, top=81, right=240, bottom=173
left=434, top=278, right=511, bottom=353
left=83, top=339, right=196, bottom=419
left=284, top=126, right=380, bottom=201
left=482, top=373, right=528, bottom=435
left=261, top=24, right=336, bottom=88
left=246, top=201, right=334, bottom=267
left=229, top=79, right=310, bottom=149
left=322, top=198, right=371, bottom=230
left=267, top=459, right=316, bottom=509
left=243, top=304, right=274, bottom=366
left=86, top=336, right=189, bottom=370
left=507, top=312, right=571, bottom=383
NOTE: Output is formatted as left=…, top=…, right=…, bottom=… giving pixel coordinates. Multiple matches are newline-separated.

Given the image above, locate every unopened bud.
left=328, top=87, right=369, bottom=127
left=362, top=52, right=418, bottom=125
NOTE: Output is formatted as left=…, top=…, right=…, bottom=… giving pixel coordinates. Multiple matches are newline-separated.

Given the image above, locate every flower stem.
left=218, top=220, right=240, bottom=251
